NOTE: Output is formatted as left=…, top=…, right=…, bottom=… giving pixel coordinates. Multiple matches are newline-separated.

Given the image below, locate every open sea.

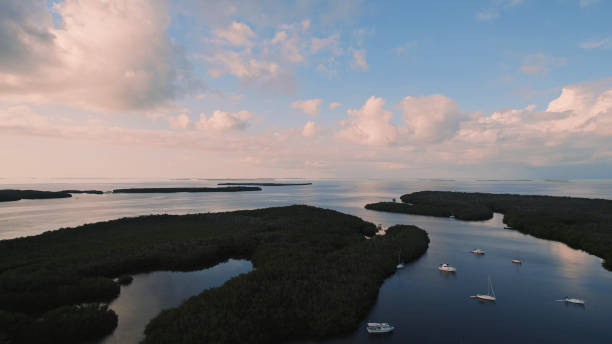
left=1, top=178, right=611, bottom=343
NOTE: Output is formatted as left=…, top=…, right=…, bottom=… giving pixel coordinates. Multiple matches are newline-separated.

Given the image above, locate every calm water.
left=1, top=178, right=611, bottom=343
left=101, top=259, right=253, bottom=344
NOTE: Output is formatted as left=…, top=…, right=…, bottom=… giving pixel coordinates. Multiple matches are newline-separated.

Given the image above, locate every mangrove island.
left=112, top=186, right=261, bottom=193
left=217, top=182, right=313, bottom=186
left=0, top=205, right=428, bottom=343
left=365, top=191, right=612, bottom=270
left=0, top=189, right=103, bottom=203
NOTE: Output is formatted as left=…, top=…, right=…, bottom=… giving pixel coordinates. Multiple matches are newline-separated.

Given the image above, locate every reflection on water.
left=2, top=179, right=612, bottom=343
left=100, top=259, right=253, bottom=344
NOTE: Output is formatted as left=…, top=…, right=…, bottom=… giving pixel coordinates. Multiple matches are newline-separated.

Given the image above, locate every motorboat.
left=556, top=297, right=585, bottom=305
left=471, top=248, right=485, bottom=255
left=471, top=276, right=496, bottom=302
left=511, top=259, right=522, bottom=264
left=366, top=322, right=394, bottom=334
left=438, top=263, right=456, bottom=272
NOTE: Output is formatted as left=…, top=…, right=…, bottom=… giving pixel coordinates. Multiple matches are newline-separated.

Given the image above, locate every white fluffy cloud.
left=167, top=114, right=193, bottom=130
left=214, top=21, right=255, bottom=46
left=291, top=99, right=322, bottom=116
left=337, top=96, right=397, bottom=145
left=302, top=121, right=320, bottom=137
left=0, top=0, right=196, bottom=111
left=207, top=51, right=279, bottom=79
left=197, top=110, right=252, bottom=131
left=401, top=95, right=467, bottom=143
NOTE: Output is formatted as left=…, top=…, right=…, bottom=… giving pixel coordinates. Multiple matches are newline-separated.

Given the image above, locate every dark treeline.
left=217, top=182, right=312, bottom=186
left=0, top=190, right=105, bottom=203
left=112, top=186, right=261, bottom=193
left=366, top=191, right=612, bottom=270
left=0, top=190, right=72, bottom=202
left=0, top=205, right=428, bottom=343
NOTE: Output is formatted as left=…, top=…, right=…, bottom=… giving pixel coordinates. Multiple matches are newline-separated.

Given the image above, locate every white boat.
left=366, top=322, right=394, bottom=334
left=438, top=263, right=456, bottom=272
left=556, top=297, right=585, bottom=305
left=511, top=259, right=522, bottom=264
left=396, top=250, right=404, bottom=269
left=471, top=248, right=485, bottom=255
left=472, top=276, right=496, bottom=302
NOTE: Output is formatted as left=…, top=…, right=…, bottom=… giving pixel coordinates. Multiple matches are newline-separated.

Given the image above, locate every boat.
left=366, top=322, right=394, bottom=334
left=504, top=226, right=512, bottom=229
left=438, top=263, right=456, bottom=272
left=471, top=276, right=496, bottom=302
left=511, top=259, right=522, bottom=264
left=556, top=297, right=585, bottom=305
left=471, top=248, right=485, bottom=255
left=396, top=250, right=404, bottom=269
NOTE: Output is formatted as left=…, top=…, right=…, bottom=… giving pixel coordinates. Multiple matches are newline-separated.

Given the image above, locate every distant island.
left=0, top=189, right=103, bottom=202
left=217, top=182, right=312, bottom=186
left=0, top=205, right=428, bottom=343
left=112, top=186, right=261, bottom=193
left=366, top=191, right=612, bottom=270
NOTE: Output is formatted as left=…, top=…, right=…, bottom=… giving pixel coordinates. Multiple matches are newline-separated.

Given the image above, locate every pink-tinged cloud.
left=302, top=121, right=320, bottom=137
left=0, top=0, right=197, bottom=111
left=197, top=110, right=252, bottom=131
left=337, top=96, right=397, bottom=145
left=291, top=99, right=322, bottom=116
left=401, top=94, right=467, bottom=143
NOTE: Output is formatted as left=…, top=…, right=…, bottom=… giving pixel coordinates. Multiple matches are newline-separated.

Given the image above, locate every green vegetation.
left=0, top=205, right=428, bottom=343
left=367, top=191, right=612, bottom=270
left=112, top=186, right=261, bottom=193
left=217, top=182, right=312, bottom=186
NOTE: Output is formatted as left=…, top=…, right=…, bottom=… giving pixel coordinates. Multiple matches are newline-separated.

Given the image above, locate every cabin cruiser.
left=366, top=322, right=394, bottom=334
left=511, top=259, right=522, bottom=264
left=438, top=263, right=456, bottom=272
left=471, top=248, right=485, bottom=255
left=556, top=297, right=585, bottom=305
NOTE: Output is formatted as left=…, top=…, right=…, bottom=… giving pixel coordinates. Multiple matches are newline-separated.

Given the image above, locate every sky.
left=1, top=0, right=611, bottom=179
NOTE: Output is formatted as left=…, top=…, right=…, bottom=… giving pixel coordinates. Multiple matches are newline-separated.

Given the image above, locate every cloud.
left=214, top=21, right=255, bottom=46
left=302, top=121, right=320, bottom=137
left=197, top=110, right=252, bottom=131
left=291, top=98, right=322, bottom=116
left=401, top=95, right=468, bottom=143
left=351, top=49, right=368, bottom=70
left=207, top=50, right=280, bottom=79
left=337, top=96, right=397, bottom=145
left=329, top=102, right=343, bottom=110
left=0, top=0, right=198, bottom=111
left=476, top=0, right=523, bottom=21
left=167, top=114, right=193, bottom=130
left=580, top=37, right=612, bottom=50
left=520, top=54, right=566, bottom=75
left=311, top=33, right=342, bottom=55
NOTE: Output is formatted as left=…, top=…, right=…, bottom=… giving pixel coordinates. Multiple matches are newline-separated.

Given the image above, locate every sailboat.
left=396, top=250, right=404, bottom=269
left=555, top=297, right=585, bottom=305
left=471, top=276, right=496, bottom=302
